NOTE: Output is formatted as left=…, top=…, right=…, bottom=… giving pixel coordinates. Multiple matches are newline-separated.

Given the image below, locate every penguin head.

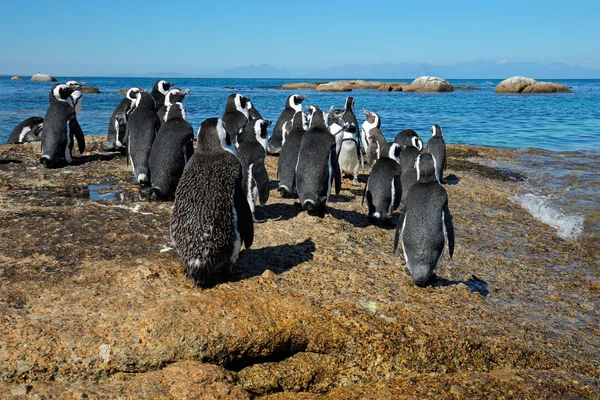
left=134, top=91, right=156, bottom=110
left=197, top=118, right=236, bottom=155
left=291, top=111, right=308, bottom=132
left=69, top=90, right=83, bottom=116
left=306, top=105, right=328, bottom=130
left=155, top=80, right=174, bottom=95
left=126, top=87, right=143, bottom=101
left=165, top=102, right=187, bottom=122
left=65, top=80, right=83, bottom=89
left=387, top=143, right=402, bottom=164
left=165, top=88, right=191, bottom=106
left=327, top=106, right=346, bottom=135
left=345, top=96, right=355, bottom=110
left=415, top=153, right=440, bottom=184
left=412, top=136, right=424, bottom=151
left=251, top=119, right=271, bottom=152
left=430, top=124, right=443, bottom=137
left=50, top=84, right=77, bottom=103
left=288, top=94, right=307, bottom=112
left=362, top=110, right=380, bottom=130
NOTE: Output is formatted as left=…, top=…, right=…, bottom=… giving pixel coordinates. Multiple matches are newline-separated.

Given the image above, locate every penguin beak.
left=67, top=82, right=81, bottom=89
left=182, top=89, right=191, bottom=95
left=140, top=88, right=148, bottom=93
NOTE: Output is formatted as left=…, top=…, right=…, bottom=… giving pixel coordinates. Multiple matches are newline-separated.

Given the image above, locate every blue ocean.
left=1, top=77, right=599, bottom=248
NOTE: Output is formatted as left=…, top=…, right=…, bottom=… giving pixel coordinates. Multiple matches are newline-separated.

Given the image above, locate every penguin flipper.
left=234, top=174, right=254, bottom=249
left=253, top=161, right=270, bottom=206
left=392, top=174, right=402, bottom=211
left=394, top=208, right=406, bottom=254
left=184, top=139, right=194, bottom=163
left=331, top=145, right=342, bottom=195
left=443, top=201, right=455, bottom=258
left=70, top=118, right=85, bottom=154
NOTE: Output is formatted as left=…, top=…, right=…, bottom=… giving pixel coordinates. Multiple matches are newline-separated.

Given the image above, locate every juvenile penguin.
left=7, top=117, right=44, bottom=144
left=237, top=119, right=271, bottom=218
left=277, top=111, right=307, bottom=197
left=123, top=92, right=160, bottom=184
left=151, top=80, right=174, bottom=111
left=296, top=106, right=341, bottom=215
left=148, top=102, right=194, bottom=200
left=222, top=93, right=249, bottom=146
left=268, top=94, right=307, bottom=155
left=362, top=110, right=387, bottom=165
left=157, top=88, right=190, bottom=125
left=363, top=143, right=402, bottom=224
left=400, top=135, right=424, bottom=202
left=394, top=153, right=454, bottom=286
left=101, top=87, right=142, bottom=151
left=426, top=124, right=447, bottom=182
left=170, top=118, right=254, bottom=287
left=247, top=99, right=263, bottom=121
left=40, top=82, right=85, bottom=168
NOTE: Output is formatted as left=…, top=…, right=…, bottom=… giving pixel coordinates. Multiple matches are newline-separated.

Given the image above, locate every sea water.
left=1, top=77, right=599, bottom=248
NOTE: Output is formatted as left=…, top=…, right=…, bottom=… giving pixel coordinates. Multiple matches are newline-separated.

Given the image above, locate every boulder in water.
left=30, top=73, right=57, bottom=82
left=406, top=76, right=454, bottom=92
left=10, top=76, right=22, bottom=81
left=495, top=76, right=571, bottom=93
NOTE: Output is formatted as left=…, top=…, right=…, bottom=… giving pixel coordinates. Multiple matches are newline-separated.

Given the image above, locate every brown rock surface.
left=0, top=137, right=598, bottom=398
left=521, top=82, right=571, bottom=93
left=314, top=81, right=352, bottom=92
left=495, top=76, right=571, bottom=93
left=278, top=81, right=410, bottom=92
left=406, top=76, right=454, bottom=92
left=80, top=87, right=101, bottom=94
left=10, top=76, right=22, bottom=81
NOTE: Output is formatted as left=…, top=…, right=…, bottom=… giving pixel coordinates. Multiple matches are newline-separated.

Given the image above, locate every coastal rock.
left=0, top=137, right=597, bottom=397
left=315, top=81, right=352, bottom=92
left=377, top=83, right=404, bottom=92
left=495, top=76, right=571, bottom=93
left=116, top=89, right=128, bottom=95
left=277, top=82, right=321, bottom=90
left=30, top=73, right=57, bottom=82
left=80, top=87, right=101, bottom=94
left=406, top=76, right=454, bottom=92
left=10, top=76, right=22, bottom=81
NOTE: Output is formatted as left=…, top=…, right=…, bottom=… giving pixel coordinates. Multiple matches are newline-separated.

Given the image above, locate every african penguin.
left=40, top=82, right=85, bottom=168
left=157, top=88, right=190, bottom=125
left=221, top=93, right=250, bottom=147
left=363, top=143, right=402, bottom=225
left=362, top=110, right=387, bottom=165
left=277, top=111, right=307, bottom=197
left=68, top=90, right=83, bottom=117
left=148, top=102, right=194, bottom=201
left=7, top=117, right=44, bottom=144
left=394, top=153, right=454, bottom=286
left=394, top=129, right=421, bottom=147
left=399, top=135, right=424, bottom=202
left=268, top=94, right=307, bottom=155
left=151, top=80, right=174, bottom=111
left=237, top=119, right=271, bottom=219
left=101, top=87, right=142, bottom=152
left=123, top=92, right=160, bottom=184
left=342, top=97, right=361, bottom=149
left=330, top=105, right=362, bottom=186
left=327, top=106, right=346, bottom=156
left=247, top=100, right=264, bottom=121
left=296, top=106, right=341, bottom=215
left=170, top=117, right=254, bottom=287
left=426, top=124, right=447, bottom=182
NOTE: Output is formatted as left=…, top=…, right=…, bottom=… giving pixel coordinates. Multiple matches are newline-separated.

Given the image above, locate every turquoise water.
left=0, top=77, right=599, bottom=248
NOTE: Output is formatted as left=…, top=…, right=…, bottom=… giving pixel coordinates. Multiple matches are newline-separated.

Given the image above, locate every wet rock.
left=406, top=76, right=454, bottom=92
left=30, top=73, right=56, bottom=82
left=10, top=76, right=22, bottom=81
left=80, top=87, right=101, bottom=94
left=495, top=76, right=571, bottom=93
left=116, top=89, right=128, bottom=95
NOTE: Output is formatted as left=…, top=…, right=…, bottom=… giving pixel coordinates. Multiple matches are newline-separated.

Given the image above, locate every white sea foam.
left=511, top=194, right=584, bottom=240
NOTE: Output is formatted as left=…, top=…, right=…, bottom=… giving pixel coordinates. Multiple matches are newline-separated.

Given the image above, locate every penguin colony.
left=8, top=82, right=454, bottom=287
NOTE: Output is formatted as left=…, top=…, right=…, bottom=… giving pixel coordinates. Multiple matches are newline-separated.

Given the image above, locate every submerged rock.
left=406, top=76, right=454, bottom=92
left=30, top=73, right=57, bottom=82
left=495, top=76, right=571, bottom=93
left=80, top=87, right=101, bottom=94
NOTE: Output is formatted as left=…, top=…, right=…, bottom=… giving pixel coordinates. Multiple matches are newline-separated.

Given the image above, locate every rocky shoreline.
left=0, top=137, right=598, bottom=398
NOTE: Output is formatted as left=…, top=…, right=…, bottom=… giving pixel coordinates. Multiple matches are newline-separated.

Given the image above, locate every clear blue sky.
left=1, top=0, right=598, bottom=75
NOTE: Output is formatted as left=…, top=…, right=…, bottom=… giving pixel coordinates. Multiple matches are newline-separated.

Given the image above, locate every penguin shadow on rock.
left=430, top=275, right=489, bottom=297
left=442, top=174, right=460, bottom=185
left=231, top=238, right=316, bottom=281
left=68, top=153, right=121, bottom=166
left=257, top=202, right=303, bottom=222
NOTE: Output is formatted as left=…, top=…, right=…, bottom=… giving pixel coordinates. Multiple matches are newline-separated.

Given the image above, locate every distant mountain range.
left=209, top=61, right=600, bottom=79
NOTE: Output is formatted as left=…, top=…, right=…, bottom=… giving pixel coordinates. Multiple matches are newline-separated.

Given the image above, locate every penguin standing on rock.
left=426, top=124, right=447, bottom=182
left=363, top=143, right=403, bottom=224
left=123, top=92, right=160, bottom=184
left=170, top=118, right=254, bottom=287
left=102, top=87, right=142, bottom=152
left=330, top=105, right=362, bottom=186
left=342, top=97, right=361, bottom=148
left=296, top=106, right=341, bottom=215
left=40, top=82, right=85, bottom=168
left=362, top=110, right=387, bottom=165
left=148, top=102, right=194, bottom=200
left=222, top=94, right=250, bottom=146
left=277, top=111, right=307, bottom=197
left=268, top=94, right=307, bottom=155
left=394, top=153, right=454, bottom=286
left=151, top=80, right=174, bottom=111
left=400, top=135, right=424, bottom=202
left=157, top=88, right=190, bottom=125
left=237, top=119, right=271, bottom=219
left=7, top=117, right=44, bottom=144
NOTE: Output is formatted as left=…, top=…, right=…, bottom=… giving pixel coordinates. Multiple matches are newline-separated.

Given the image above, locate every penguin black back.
left=247, top=99, right=263, bottom=121
left=170, top=118, right=253, bottom=287
left=268, top=94, right=307, bottom=155
left=399, top=135, right=424, bottom=202
left=102, top=87, right=141, bottom=151
left=364, top=144, right=402, bottom=224
left=151, top=80, right=174, bottom=111
left=394, top=153, right=454, bottom=286
left=426, top=124, right=447, bottom=182
left=7, top=117, right=44, bottom=144
left=157, top=88, right=190, bottom=125
left=277, top=111, right=307, bottom=197
left=222, top=94, right=249, bottom=146
left=124, top=92, right=160, bottom=184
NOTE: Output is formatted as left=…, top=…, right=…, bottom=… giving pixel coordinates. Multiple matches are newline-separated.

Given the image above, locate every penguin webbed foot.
left=351, top=178, right=360, bottom=187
